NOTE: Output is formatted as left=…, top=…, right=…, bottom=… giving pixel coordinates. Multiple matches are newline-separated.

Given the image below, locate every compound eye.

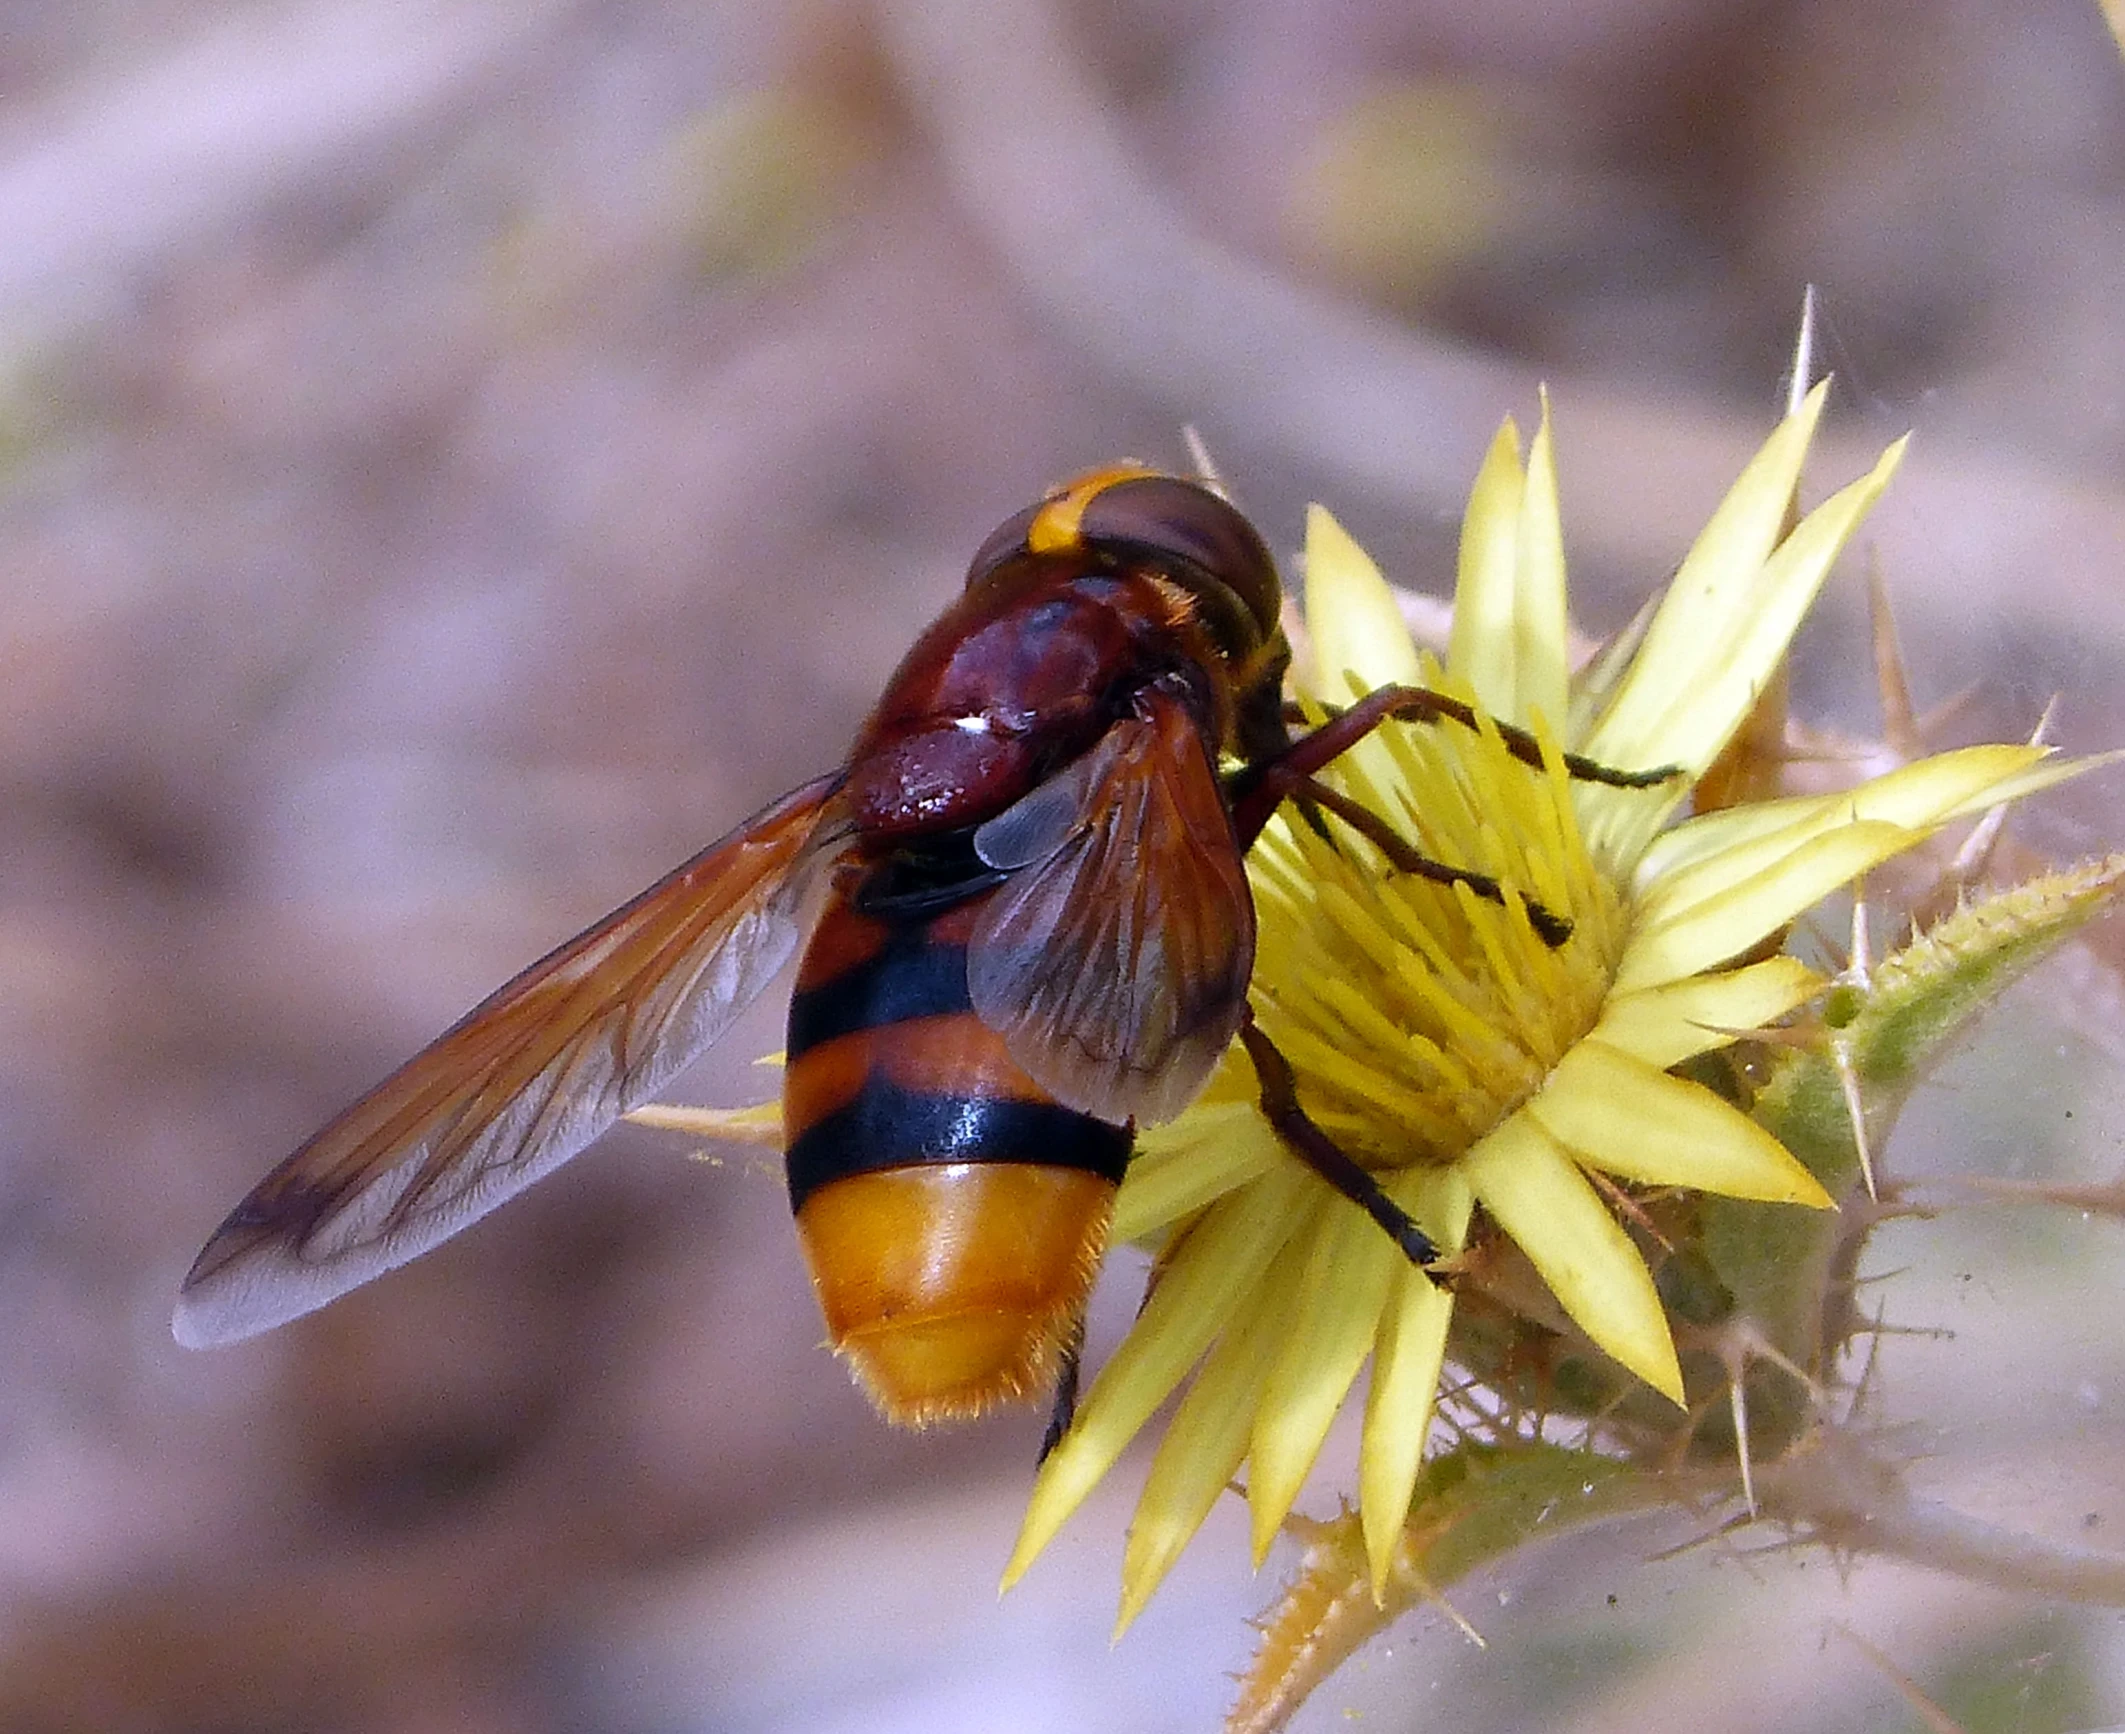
left=963, top=502, right=1043, bottom=589
left=965, top=470, right=1285, bottom=642
left=1075, top=476, right=1283, bottom=636
left=970, top=463, right=1165, bottom=588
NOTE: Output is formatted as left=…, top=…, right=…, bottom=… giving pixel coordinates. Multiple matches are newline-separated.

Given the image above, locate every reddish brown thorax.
left=842, top=559, right=1215, bottom=839
left=839, top=464, right=1290, bottom=843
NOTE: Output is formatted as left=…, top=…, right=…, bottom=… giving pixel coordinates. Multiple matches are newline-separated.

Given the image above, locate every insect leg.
left=1242, top=769, right=1574, bottom=946
left=1238, top=1014, right=1446, bottom=1281
left=1037, top=1313, right=1087, bottom=1462
left=1243, top=685, right=1676, bottom=845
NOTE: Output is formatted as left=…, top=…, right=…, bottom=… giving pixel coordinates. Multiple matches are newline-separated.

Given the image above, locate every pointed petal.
left=1579, top=382, right=1831, bottom=766
left=1002, top=1166, right=1311, bottom=1589
left=1447, top=407, right=1569, bottom=729
left=1360, top=1169, right=1470, bottom=1593
left=1511, top=396, right=1571, bottom=732
left=1305, top=505, right=1424, bottom=694
left=1959, top=750, right=2122, bottom=814
left=1531, top=1041, right=1833, bottom=1206
left=1116, top=1247, right=1294, bottom=1634
left=1303, top=505, right=1428, bottom=800
left=1448, top=419, right=1527, bottom=713
left=1614, top=820, right=1910, bottom=993
left=1590, top=957, right=1822, bottom=1069
left=1114, top=1102, right=1282, bottom=1243
left=1577, top=404, right=1912, bottom=862
left=1248, top=1206, right=1400, bottom=1565
left=1637, top=744, right=2053, bottom=888
left=1616, top=745, right=2072, bottom=994
left=1618, top=437, right=1907, bottom=779
left=1463, top=1116, right=1684, bottom=1402
left=623, top=1099, right=784, bottom=1147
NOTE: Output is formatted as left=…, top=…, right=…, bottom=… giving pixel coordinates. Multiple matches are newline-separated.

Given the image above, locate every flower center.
left=1246, top=698, right=1624, bottom=1172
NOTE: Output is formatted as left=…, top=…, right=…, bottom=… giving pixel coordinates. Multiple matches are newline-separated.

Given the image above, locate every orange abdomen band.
left=795, top=1162, right=1115, bottom=1423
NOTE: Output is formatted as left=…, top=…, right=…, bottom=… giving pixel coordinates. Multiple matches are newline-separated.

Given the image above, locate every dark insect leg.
left=1359, top=685, right=1679, bottom=788
left=1254, top=770, right=1574, bottom=947
left=1237, top=683, right=1677, bottom=847
left=1239, top=1015, right=1446, bottom=1282
left=1038, top=1314, right=1087, bottom=1463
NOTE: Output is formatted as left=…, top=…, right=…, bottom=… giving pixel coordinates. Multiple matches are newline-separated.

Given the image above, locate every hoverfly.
left=174, top=465, right=1666, bottom=1428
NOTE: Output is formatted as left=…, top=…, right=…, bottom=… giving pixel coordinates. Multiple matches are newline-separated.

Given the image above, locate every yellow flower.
left=1001, top=383, right=2082, bottom=1630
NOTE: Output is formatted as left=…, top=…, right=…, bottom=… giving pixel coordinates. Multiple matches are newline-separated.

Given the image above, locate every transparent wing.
left=174, top=774, right=852, bottom=1347
left=967, top=689, right=1254, bottom=1126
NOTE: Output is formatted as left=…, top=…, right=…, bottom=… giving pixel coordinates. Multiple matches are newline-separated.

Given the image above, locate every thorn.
left=1848, top=882, right=1874, bottom=982
left=1784, top=285, right=1821, bottom=422
left=1584, top=1167, right=1676, bottom=1254
left=1437, top=1590, right=1489, bottom=1650
left=1737, top=1014, right=1828, bottom=1052
left=1729, top=1376, right=1758, bottom=1517
left=1395, top=1566, right=1490, bottom=1650
left=1832, top=1035, right=1879, bottom=1201
left=1181, top=426, right=1229, bottom=497
left=1912, top=682, right=1986, bottom=741
left=1867, top=563, right=1922, bottom=761
left=1728, top=1319, right=1820, bottom=1396
left=1939, top=699, right=2052, bottom=891
left=1830, top=1624, right=1970, bottom=1734
left=1718, top=1322, right=1822, bottom=1519
left=1954, top=1173, right=2125, bottom=1219
left=1943, top=801, right=2009, bottom=888
left=1847, top=1296, right=1895, bottom=1413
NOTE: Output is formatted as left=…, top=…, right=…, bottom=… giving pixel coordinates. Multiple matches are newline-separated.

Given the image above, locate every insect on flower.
left=172, top=464, right=1673, bottom=1429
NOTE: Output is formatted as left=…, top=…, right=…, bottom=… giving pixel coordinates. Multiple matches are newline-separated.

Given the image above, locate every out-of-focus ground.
left=3, top=1, right=2125, bottom=1729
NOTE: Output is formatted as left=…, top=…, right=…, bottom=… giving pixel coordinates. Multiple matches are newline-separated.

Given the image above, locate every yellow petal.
left=1463, top=1116, right=1684, bottom=1402
left=1919, top=750, right=2109, bottom=823
left=1448, top=418, right=1527, bottom=713
left=1303, top=505, right=1429, bottom=800
left=1617, top=745, right=2071, bottom=995
left=1590, top=957, right=1822, bottom=1070
left=1305, top=505, right=1425, bottom=692
left=1636, top=744, right=2052, bottom=889
left=1510, top=396, right=1571, bottom=732
left=1003, top=1165, right=1312, bottom=1588
left=1531, top=1041, right=1833, bottom=1206
left=1613, top=819, right=1911, bottom=994
left=1248, top=1205, right=1400, bottom=1565
left=1617, top=438, right=1906, bottom=780
left=1448, top=404, right=1568, bottom=729
left=1359, top=1169, right=1471, bottom=1594
left=1114, top=1103, right=1283, bottom=1243
left=623, top=1099, right=784, bottom=1147
left=1579, top=382, right=1830, bottom=767
left=1116, top=1247, right=1295, bottom=1634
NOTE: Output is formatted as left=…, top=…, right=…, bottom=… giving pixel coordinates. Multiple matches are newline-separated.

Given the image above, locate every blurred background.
left=4, top=0, right=2125, bottom=1729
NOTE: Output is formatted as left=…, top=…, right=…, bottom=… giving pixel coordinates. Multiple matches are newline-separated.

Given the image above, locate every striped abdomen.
left=783, top=864, right=1131, bottom=1424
